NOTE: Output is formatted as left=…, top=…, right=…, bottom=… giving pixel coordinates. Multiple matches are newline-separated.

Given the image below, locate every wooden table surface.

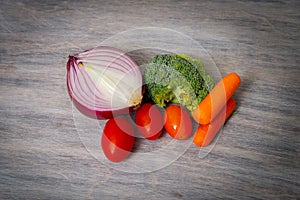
left=1, top=0, right=299, bottom=199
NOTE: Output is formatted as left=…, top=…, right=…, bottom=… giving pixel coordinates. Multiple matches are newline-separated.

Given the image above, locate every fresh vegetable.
left=144, top=54, right=214, bottom=112
left=164, top=104, right=193, bottom=140
left=193, top=98, right=236, bottom=146
left=101, top=117, right=135, bottom=162
left=135, top=103, right=164, bottom=140
left=192, top=72, right=240, bottom=124
left=66, top=46, right=143, bottom=119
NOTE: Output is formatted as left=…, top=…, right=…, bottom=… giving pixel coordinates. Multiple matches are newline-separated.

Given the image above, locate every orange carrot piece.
left=192, top=72, right=240, bottom=125
left=193, top=98, right=236, bottom=147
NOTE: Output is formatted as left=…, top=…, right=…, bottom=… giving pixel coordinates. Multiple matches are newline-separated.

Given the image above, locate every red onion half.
left=67, top=46, right=143, bottom=119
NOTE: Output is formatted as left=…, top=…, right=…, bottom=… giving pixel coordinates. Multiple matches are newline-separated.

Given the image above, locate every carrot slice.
left=193, top=98, right=236, bottom=147
left=192, top=72, right=240, bottom=124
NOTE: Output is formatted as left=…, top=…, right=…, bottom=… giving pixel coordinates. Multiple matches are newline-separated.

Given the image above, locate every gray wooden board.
left=0, top=0, right=299, bottom=199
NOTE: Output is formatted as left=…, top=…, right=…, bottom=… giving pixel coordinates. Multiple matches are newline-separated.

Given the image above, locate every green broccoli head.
left=144, top=54, right=214, bottom=112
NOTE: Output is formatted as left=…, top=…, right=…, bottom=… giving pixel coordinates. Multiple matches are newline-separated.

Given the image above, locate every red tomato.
left=164, top=104, right=192, bottom=140
left=135, top=103, right=164, bottom=140
left=101, top=117, right=135, bottom=162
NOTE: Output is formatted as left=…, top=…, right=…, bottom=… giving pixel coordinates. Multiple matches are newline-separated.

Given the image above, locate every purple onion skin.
left=67, top=87, right=133, bottom=119
left=66, top=53, right=139, bottom=120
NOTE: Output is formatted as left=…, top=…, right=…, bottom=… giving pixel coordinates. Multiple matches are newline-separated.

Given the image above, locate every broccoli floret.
left=144, top=54, right=214, bottom=112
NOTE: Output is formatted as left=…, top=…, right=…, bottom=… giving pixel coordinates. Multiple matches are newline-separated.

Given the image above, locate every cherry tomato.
left=101, top=117, right=134, bottom=162
left=164, top=104, right=192, bottom=140
left=135, top=103, right=164, bottom=140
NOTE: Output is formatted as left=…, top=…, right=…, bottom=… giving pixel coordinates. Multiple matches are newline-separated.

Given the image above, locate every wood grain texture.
left=1, top=0, right=299, bottom=199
